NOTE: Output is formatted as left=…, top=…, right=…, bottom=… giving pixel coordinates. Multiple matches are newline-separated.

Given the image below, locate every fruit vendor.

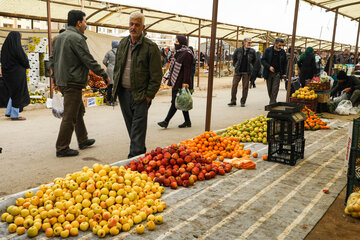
left=331, top=70, right=360, bottom=105
left=49, top=10, right=110, bottom=157
left=112, top=12, right=162, bottom=158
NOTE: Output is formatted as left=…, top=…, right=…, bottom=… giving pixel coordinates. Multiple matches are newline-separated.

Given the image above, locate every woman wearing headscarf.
left=103, top=40, right=119, bottom=105
left=0, top=31, right=30, bottom=120
left=158, top=35, right=195, bottom=129
left=297, top=47, right=318, bottom=87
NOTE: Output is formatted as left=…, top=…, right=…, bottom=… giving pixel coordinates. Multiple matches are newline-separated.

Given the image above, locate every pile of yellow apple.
left=345, top=192, right=360, bottom=218
left=291, top=87, right=318, bottom=100
left=1, top=164, right=166, bottom=238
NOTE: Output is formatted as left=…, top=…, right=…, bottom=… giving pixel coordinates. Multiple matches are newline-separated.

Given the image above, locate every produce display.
left=302, top=106, right=330, bottom=130
left=83, top=92, right=101, bottom=98
left=1, top=164, right=167, bottom=238
left=345, top=192, right=360, bottom=218
left=126, top=143, right=233, bottom=189
left=291, top=87, right=318, bottom=100
left=29, top=92, right=47, bottom=104
left=220, top=116, right=269, bottom=144
left=88, top=71, right=107, bottom=89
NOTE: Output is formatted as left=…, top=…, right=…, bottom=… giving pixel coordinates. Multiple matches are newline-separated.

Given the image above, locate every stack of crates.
left=346, top=117, right=360, bottom=204
left=266, top=103, right=306, bottom=166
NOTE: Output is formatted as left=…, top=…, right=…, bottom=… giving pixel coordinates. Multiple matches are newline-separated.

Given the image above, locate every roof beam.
left=145, top=15, right=176, bottom=30
left=95, top=12, right=115, bottom=23
left=327, top=1, right=360, bottom=12
left=222, top=30, right=238, bottom=39
left=187, top=23, right=212, bottom=35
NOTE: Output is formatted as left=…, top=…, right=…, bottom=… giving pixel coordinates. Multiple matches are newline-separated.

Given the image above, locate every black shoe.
left=228, top=102, right=236, bottom=106
left=158, top=121, right=169, bottom=128
left=241, top=104, right=246, bottom=107
left=253, top=84, right=256, bottom=88
left=178, top=121, right=191, bottom=128
left=79, top=139, right=95, bottom=150
left=56, top=149, right=79, bottom=157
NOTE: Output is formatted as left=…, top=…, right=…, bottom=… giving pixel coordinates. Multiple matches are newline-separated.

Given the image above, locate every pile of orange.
left=180, top=131, right=252, bottom=161
left=302, top=106, right=330, bottom=130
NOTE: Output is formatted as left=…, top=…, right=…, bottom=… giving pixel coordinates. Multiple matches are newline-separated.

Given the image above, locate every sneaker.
left=228, top=102, right=236, bottom=106
left=178, top=121, right=191, bottom=128
left=79, top=139, right=95, bottom=150
left=157, top=121, right=169, bottom=128
left=241, top=104, right=246, bottom=107
left=56, top=149, right=79, bottom=157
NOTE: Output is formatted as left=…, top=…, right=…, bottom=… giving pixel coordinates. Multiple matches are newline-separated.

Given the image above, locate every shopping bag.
left=335, top=100, right=352, bottom=115
left=175, top=87, right=193, bottom=111
left=52, top=92, right=64, bottom=118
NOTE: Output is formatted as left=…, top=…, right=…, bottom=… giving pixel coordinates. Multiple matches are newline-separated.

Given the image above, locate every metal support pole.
left=286, top=0, right=300, bottom=102
left=205, top=38, right=208, bottom=66
left=205, top=0, right=218, bottom=131
left=197, top=19, right=201, bottom=87
left=355, top=21, right=360, bottom=64
left=266, top=31, right=269, bottom=49
left=319, top=40, right=321, bottom=52
left=31, top=19, right=34, bottom=29
left=186, top=35, right=189, bottom=46
left=287, top=36, right=290, bottom=49
left=305, top=38, right=307, bottom=49
left=236, top=26, right=239, bottom=48
left=47, top=0, right=53, bottom=98
left=216, top=39, right=219, bottom=76
left=328, top=9, right=338, bottom=76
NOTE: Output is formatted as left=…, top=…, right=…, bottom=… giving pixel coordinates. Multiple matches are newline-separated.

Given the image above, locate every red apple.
left=148, top=172, right=155, bottom=179
left=170, top=181, right=178, bottom=189
left=184, top=155, right=192, bottom=163
left=158, top=168, right=165, bottom=174
left=191, top=167, right=200, bottom=175
left=198, top=172, right=205, bottom=181
left=170, top=143, right=178, bottom=150
left=176, top=178, right=183, bottom=186
left=205, top=173, right=211, bottom=180
left=177, top=158, right=184, bottom=166
left=149, top=160, right=157, bottom=169
left=170, top=159, right=177, bottom=165
left=209, top=171, right=216, bottom=178
left=164, top=152, right=171, bottom=159
left=165, top=169, right=172, bottom=178
left=146, top=166, right=153, bottom=172
left=181, top=172, right=190, bottom=180
left=179, top=151, right=187, bottom=158
left=188, top=176, right=195, bottom=185
left=182, top=180, right=190, bottom=187
left=171, top=153, right=179, bottom=160
left=179, top=167, right=186, bottom=174
left=218, top=168, right=225, bottom=175
left=190, top=174, right=197, bottom=182
left=161, top=158, right=169, bottom=166
left=205, top=164, right=212, bottom=172
left=163, top=178, right=171, bottom=187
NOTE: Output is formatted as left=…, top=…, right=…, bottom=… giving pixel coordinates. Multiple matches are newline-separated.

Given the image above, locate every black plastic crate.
left=350, top=117, right=360, bottom=150
left=347, top=148, right=360, bottom=179
left=346, top=177, right=360, bottom=204
left=267, top=138, right=305, bottom=166
left=267, top=119, right=304, bottom=145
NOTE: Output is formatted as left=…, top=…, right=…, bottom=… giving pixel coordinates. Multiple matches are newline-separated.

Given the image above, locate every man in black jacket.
left=228, top=38, right=256, bottom=107
left=261, top=38, right=287, bottom=104
left=331, top=71, right=360, bottom=105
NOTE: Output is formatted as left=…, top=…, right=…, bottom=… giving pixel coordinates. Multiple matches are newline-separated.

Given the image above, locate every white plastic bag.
left=333, top=91, right=349, bottom=104
left=52, top=92, right=64, bottom=118
left=350, top=107, right=360, bottom=115
left=335, top=100, right=352, bottom=115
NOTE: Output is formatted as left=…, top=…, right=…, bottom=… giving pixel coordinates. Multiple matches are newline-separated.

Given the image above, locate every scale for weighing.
left=265, top=102, right=306, bottom=166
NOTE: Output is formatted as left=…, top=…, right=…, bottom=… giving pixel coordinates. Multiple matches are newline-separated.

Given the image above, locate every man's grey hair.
left=243, top=38, right=251, bottom=43
left=129, top=12, right=145, bottom=25
left=274, top=38, right=284, bottom=44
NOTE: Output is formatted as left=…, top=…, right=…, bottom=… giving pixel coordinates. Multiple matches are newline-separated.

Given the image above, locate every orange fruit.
left=263, top=155, right=268, bottom=161
left=252, top=153, right=258, bottom=158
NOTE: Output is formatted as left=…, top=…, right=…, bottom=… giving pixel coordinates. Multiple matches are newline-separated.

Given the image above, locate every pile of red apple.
left=125, top=144, right=232, bottom=189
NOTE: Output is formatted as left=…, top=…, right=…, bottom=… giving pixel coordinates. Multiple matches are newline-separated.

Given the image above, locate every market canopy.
left=303, top=0, right=360, bottom=21
left=0, top=0, right=353, bottom=51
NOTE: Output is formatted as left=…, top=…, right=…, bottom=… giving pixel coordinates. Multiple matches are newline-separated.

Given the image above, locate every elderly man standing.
left=336, top=48, right=351, bottom=64
left=228, top=38, right=256, bottom=107
left=113, top=12, right=162, bottom=158
left=50, top=10, right=109, bottom=157
left=261, top=38, right=287, bottom=105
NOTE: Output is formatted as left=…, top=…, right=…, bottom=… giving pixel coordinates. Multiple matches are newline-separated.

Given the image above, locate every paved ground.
left=1, top=75, right=360, bottom=239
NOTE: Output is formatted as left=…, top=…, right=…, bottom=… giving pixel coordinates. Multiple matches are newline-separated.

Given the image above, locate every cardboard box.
left=82, top=97, right=97, bottom=107
left=317, top=93, right=330, bottom=103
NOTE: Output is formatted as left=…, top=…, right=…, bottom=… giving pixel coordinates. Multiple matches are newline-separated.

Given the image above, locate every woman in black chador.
left=1, top=31, right=30, bottom=120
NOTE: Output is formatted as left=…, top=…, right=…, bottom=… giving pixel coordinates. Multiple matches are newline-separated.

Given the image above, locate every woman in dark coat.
left=158, top=35, right=195, bottom=129
left=297, top=47, right=318, bottom=87
left=1, top=31, right=30, bottom=120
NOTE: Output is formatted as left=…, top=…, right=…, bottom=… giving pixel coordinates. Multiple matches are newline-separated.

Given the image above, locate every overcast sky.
left=108, top=0, right=359, bottom=46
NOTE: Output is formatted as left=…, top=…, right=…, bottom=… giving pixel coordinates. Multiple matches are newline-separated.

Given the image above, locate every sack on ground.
left=335, top=100, right=352, bottom=115
left=175, top=87, right=193, bottom=111
left=350, top=107, right=360, bottom=115
left=52, top=92, right=64, bottom=118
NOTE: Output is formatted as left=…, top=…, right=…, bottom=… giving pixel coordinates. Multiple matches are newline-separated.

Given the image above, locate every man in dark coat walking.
left=261, top=38, right=287, bottom=104
left=228, top=38, right=256, bottom=107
